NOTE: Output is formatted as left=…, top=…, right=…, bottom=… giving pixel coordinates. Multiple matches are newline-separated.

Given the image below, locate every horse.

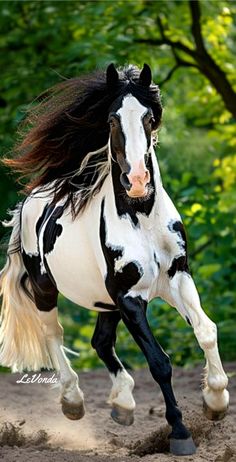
left=0, top=64, right=229, bottom=456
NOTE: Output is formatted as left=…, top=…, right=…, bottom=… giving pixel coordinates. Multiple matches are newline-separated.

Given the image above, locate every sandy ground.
left=0, top=363, right=235, bottom=462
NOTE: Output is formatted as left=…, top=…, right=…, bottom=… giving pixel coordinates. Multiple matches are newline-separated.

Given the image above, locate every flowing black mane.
left=4, top=64, right=162, bottom=214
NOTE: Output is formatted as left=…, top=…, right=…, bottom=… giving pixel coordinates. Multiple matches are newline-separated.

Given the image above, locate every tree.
left=135, top=1, right=236, bottom=118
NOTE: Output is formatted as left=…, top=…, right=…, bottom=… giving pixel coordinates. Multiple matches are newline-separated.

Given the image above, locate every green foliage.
left=0, top=0, right=235, bottom=369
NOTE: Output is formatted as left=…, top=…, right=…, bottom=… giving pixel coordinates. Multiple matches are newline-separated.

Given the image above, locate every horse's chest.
left=101, top=218, right=159, bottom=301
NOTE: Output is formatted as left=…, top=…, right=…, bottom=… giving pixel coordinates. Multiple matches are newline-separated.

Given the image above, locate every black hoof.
left=203, top=398, right=228, bottom=421
left=170, top=436, right=196, bottom=456
left=111, top=404, right=134, bottom=426
left=61, top=398, right=85, bottom=420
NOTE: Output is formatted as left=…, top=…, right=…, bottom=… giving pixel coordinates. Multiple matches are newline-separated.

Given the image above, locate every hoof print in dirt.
left=111, top=405, right=134, bottom=426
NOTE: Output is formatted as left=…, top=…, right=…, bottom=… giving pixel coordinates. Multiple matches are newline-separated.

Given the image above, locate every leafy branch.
left=135, top=0, right=236, bottom=118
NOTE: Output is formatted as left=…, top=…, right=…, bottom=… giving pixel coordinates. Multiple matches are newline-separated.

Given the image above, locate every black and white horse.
left=0, top=64, right=229, bottom=456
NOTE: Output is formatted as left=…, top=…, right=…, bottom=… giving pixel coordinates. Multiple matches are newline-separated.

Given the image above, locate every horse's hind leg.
left=166, top=272, right=229, bottom=420
left=91, top=311, right=135, bottom=426
left=24, top=262, right=85, bottom=420
left=39, top=307, right=85, bottom=420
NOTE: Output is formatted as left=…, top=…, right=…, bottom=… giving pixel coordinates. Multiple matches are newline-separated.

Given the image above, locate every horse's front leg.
left=117, top=293, right=196, bottom=456
left=91, top=311, right=135, bottom=426
left=166, top=272, right=229, bottom=420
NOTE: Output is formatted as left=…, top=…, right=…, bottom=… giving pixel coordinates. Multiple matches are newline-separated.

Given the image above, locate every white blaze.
left=117, top=95, right=148, bottom=172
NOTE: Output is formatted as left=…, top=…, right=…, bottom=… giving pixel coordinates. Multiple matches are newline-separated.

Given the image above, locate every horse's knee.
left=40, top=308, right=63, bottom=339
left=195, top=320, right=217, bottom=350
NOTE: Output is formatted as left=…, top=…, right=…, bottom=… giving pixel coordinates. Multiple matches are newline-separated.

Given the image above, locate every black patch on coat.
left=111, top=154, right=155, bottom=227
left=21, top=202, right=60, bottom=311
left=153, top=251, right=160, bottom=268
left=22, top=251, right=58, bottom=311
left=142, top=109, right=154, bottom=150
left=168, top=255, right=189, bottom=279
left=35, top=203, right=52, bottom=237
left=100, top=199, right=143, bottom=301
left=43, top=206, right=63, bottom=255
left=109, top=113, right=128, bottom=169
left=167, top=220, right=190, bottom=278
left=168, top=220, right=188, bottom=253
left=94, top=301, right=117, bottom=310
left=186, top=316, right=192, bottom=326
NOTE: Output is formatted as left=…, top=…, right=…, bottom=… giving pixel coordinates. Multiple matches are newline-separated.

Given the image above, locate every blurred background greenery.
left=0, top=0, right=235, bottom=371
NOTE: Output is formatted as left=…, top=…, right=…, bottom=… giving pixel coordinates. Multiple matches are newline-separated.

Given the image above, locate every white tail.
left=0, top=204, right=53, bottom=372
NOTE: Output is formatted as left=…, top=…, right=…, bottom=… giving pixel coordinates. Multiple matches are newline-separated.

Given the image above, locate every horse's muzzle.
left=126, top=170, right=150, bottom=198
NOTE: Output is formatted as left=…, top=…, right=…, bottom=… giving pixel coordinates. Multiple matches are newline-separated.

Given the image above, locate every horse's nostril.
left=120, top=173, right=131, bottom=191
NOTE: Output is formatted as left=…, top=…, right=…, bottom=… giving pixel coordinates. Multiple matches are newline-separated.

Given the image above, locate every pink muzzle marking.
left=127, top=169, right=150, bottom=197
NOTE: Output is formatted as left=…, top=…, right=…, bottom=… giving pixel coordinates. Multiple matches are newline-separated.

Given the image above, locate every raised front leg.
left=91, top=311, right=135, bottom=426
left=117, top=293, right=196, bottom=456
left=164, top=271, right=229, bottom=420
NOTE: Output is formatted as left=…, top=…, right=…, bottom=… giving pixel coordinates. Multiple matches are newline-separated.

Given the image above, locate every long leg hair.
left=0, top=205, right=53, bottom=372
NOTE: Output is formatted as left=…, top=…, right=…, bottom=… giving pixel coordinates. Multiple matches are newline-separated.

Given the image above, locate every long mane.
left=3, top=65, right=162, bottom=215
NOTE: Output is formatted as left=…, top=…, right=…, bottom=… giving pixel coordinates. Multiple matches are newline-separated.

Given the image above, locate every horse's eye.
left=149, top=117, right=155, bottom=125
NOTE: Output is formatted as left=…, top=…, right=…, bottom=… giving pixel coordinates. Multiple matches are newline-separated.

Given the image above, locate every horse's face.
left=107, top=64, right=157, bottom=199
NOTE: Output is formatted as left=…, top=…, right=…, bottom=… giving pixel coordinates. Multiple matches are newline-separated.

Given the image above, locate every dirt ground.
left=0, top=363, right=235, bottom=462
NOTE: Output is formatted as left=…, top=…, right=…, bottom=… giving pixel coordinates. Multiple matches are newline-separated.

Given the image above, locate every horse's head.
left=107, top=63, right=162, bottom=199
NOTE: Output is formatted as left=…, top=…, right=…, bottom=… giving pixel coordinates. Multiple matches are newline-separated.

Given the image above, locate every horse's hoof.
left=203, top=398, right=228, bottom=421
left=61, top=398, right=85, bottom=420
left=170, top=436, right=196, bottom=456
left=111, top=404, right=134, bottom=426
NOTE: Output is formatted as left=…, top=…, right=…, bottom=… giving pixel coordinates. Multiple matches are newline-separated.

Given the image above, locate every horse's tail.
left=0, top=204, right=53, bottom=372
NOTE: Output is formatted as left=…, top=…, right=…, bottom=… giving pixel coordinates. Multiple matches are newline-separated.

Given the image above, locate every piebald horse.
left=0, top=64, right=229, bottom=456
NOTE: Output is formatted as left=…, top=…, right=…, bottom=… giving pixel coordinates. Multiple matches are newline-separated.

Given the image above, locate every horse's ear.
left=139, top=63, right=152, bottom=87
left=106, top=63, right=119, bottom=88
